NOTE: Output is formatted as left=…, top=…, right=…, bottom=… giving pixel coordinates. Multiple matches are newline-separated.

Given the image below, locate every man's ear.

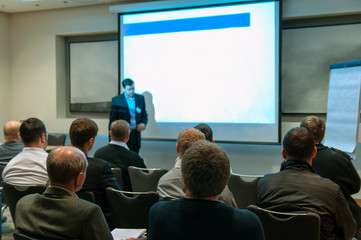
left=312, top=146, right=317, bottom=159
left=176, top=143, right=179, bottom=155
left=109, top=130, right=112, bottom=137
left=41, top=132, right=47, bottom=144
left=281, top=148, right=287, bottom=160
left=17, top=131, right=21, bottom=140
left=87, top=137, right=95, bottom=151
left=74, top=171, right=85, bottom=192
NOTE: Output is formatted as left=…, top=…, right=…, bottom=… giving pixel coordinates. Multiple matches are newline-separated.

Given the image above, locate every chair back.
left=13, top=231, right=39, bottom=240
left=227, top=173, right=262, bottom=209
left=105, top=187, right=158, bottom=228
left=248, top=205, right=320, bottom=240
left=77, top=191, right=95, bottom=203
left=128, top=166, right=168, bottom=192
left=111, top=168, right=124, bottom=190
left=2, top=182, right=46, bottom=225
left=47, top=134, right=66, bottom=146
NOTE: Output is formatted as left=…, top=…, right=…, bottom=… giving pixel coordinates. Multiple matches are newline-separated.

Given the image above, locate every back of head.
left=194, top=123, right=213, bottom=142
left=110, top=120, right=129, bottom=142
left=122, top=78, right=134, bottom=88
left=20, top=118, right=46, bottom=145
left=300, top=116, right=325, bottom=143
left=3, top=121, right=21, bottom=142
left=69, top=118, right=98, bottom=148
left=181, top=140, right=230, bottom=198
left=47, top=146, right=88, bottom=185
left=283, top=127, right=315, bottom=161
left=177, top=128, right=205, bottom=157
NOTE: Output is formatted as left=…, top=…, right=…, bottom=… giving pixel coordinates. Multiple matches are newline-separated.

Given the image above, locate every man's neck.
left=24, top=143, right=44, bottom=149
left=184, top=194, right=217, bottom=201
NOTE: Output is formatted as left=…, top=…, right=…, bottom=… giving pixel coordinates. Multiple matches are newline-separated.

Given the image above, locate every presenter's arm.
left=136, top=95, right=148, bottom=132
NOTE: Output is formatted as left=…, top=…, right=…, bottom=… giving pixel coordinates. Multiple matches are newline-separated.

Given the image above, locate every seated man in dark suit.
left=256, top=127, right=356, bottom=240
left=301, top=116, right=361, bottom=238
left=148, top=140, right=265, bottom=240
left=14, top=146, right=113, bottom=240
left=94, top=120, right=147, bottom=191
left=69, top=118, right=121, bottom=228
left=0, top=121, right=23, bottom=162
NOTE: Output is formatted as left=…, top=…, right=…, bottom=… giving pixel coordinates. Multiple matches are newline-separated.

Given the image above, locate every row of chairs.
left=4, top=167, right=321, bottom=240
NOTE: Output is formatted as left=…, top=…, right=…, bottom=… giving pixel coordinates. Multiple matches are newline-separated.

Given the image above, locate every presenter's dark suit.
left=78, top=156, right=121, bottom=228
left=15, top=186, right=113, bottom=240
left=109, top=93, right=148, bottom=153
left=94, top=144, right=147, bottom=191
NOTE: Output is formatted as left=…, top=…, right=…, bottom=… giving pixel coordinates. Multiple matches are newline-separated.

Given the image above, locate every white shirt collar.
left=110, top=140, right=129, bottom=150
left=174, top=157, right=181, bottom=168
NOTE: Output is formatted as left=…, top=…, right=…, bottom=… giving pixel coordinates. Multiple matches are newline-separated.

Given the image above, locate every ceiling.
left=0, top=0, right=145, bottom=14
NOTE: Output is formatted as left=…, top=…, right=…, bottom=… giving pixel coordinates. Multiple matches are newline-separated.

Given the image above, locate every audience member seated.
left=0, top=121, right=24, bottom=162
left=256, top=127, right=356, bottom=240
left=94, top=120, right=147, bottom=191
left=157, top=128, right=237, bottom=207
left=2, top=118, right=48, bottom=186
left=148, top=140, right=265, bottom=240
left=194, top=123, right=214, bottom=142
left=14, top=146, right=113, bottom=240
left=301, top=116, right=361, bottom=238
left=69, top=118, right=121, bottom=228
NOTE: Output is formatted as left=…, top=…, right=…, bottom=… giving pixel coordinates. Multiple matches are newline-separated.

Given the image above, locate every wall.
left=0, top=13, right=10, bottom=143
left=8, top=5, right=117, bottom=136
left=3, top=1, right=361, bottom=198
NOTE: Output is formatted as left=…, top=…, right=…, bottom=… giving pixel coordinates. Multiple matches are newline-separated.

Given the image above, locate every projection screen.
left=118, top=0, right=280, bottom=143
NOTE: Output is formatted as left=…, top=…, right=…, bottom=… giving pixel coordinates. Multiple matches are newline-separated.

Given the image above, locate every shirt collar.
left=124, top=93, right=134, bottom=101
left=110, top=140, right=129, bottom=150
left=174, top=157, right=181, bottom=168
left=49, top=185, right=78, bottom=198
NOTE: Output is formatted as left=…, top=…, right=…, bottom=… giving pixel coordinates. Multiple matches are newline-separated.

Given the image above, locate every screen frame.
left=117, top=0, right=282, bottom=144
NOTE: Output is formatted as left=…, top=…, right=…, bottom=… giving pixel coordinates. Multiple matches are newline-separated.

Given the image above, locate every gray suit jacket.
left=15, top=186, right=113, bottom=240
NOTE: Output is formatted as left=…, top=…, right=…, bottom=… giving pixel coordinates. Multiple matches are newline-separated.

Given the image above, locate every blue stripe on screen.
left=123, top=12, right=250, bottom=36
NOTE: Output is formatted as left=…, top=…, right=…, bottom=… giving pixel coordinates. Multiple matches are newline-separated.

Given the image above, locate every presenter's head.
left=122, top=78, right=135, bottom=99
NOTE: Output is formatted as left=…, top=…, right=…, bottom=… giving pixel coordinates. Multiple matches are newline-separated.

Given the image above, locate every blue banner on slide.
left=123, top=13, right=250, bottom=36
left=329, top=59, right=361, bottom=69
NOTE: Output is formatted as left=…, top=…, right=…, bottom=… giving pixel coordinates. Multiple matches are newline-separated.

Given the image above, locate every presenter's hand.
left=136, top=123, right=145, bottom=132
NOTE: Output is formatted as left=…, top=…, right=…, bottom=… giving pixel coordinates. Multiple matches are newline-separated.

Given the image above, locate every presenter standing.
left=109, top=78, right=148, bottom=153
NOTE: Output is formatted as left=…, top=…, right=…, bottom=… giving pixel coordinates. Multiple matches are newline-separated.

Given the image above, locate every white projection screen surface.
left=119, top=0, right=280, bottom=143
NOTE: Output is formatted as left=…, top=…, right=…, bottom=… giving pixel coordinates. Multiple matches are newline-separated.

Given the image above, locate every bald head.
left=177, top=128, right=205, bottom=158
left=47, top=146, right=88, bottom=186
left=110, top=120, right=130, bottom=142
left=3, top=121, right=21, bottom=142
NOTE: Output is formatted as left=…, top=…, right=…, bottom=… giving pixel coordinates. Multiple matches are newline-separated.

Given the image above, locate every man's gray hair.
left=110, top=120, right=130, bottom=142
left=47, top=146, right=88, bottom=185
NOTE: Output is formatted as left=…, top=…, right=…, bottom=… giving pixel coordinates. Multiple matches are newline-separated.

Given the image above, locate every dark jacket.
left=313, top=144, right=361, bottom=232
left=109, top=93, right=148, bottom=151
left=94, top=144, right=146, bottom=191
left=78, top=156, right=120, bottom=228
left=256, top=160, right=356, bottom=240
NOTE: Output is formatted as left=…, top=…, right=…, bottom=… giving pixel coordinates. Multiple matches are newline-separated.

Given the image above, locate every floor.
left=2, top=206, right=14, bottom=240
